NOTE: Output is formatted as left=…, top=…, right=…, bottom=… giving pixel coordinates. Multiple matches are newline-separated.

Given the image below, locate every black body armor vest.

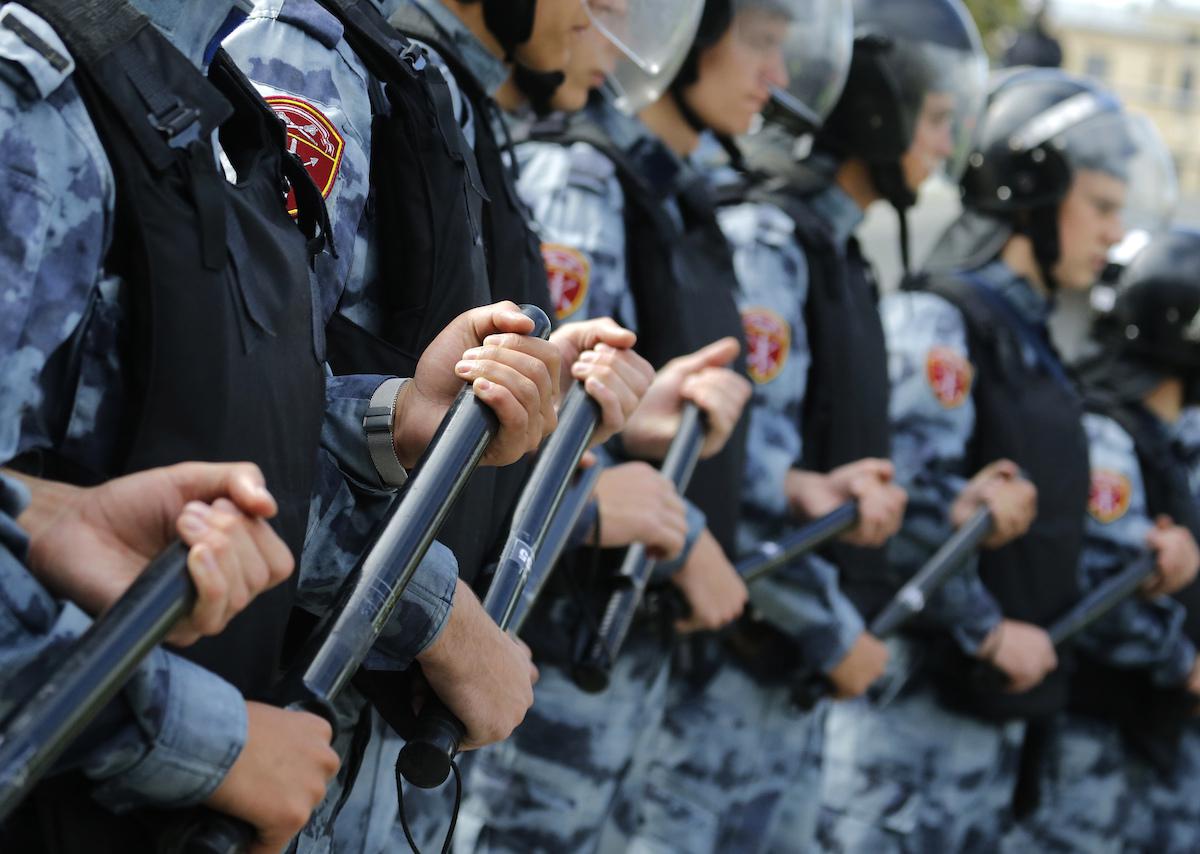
left=1071, top=392, right=1200, bottom=773
left=915, top=271, right=1089, bottom=721
left=26, top=0, right=327, bottom=697
left=529, top=100, right=748, bottom=555
left=748, top=180, right=892, bottom=617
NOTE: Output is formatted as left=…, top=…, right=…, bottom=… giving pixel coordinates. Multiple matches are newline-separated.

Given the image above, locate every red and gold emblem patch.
left=541, top=244, right=590, bottom=320
left=742, top=307, right=791, bottom=384
left=1089, top=470, right=1132, bottom=524
left=266, top=96, right=345, bottom=215
left=925, top=347, right=973, bottom=409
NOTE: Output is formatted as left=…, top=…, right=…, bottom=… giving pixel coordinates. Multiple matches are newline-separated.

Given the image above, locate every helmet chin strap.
left=511, top=64, right=566, bottom=116
left=671, top=87, right=711, bottom=135
left=1020, top=205, right=1062, bottom=293
left=869, top=161, right=917, bottom=275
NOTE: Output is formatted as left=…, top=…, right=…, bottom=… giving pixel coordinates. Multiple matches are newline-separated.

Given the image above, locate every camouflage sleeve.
left=516, top=140, right=635, bottom=328
left=749, top=555, right=865, bottom=674
left=0, top=475, right=247, bottom=811
left=719, top=200, right=810, bottom=522
left=0, top=9, right=114, bottom=467
left=302, top=373, right=457, bottom=670
left=715, top=202, right=861, bottom=671
left=882, top=291, right=1002, bottom=654
left=1075, top=413, right=1194, bottom=686
left=650, top=500, right=707, bottom=581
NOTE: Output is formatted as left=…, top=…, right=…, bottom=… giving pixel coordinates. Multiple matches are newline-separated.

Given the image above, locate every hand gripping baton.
left=167, top=305, right=551, bottom=854
left=571, top=404, right=706, bottom=693
left=791, top=506, right=995, bottom=710
left=396, top=382, right=602, bottom=789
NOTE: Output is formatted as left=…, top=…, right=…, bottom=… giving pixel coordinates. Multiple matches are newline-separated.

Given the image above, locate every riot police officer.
left=825, top=66, right=1166, bottom=850
left=1011, top=227, right=1200, bottom=854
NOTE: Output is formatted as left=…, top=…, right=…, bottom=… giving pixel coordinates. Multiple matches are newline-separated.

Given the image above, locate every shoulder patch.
left=925, top=346, right=973, bottom=409
left=1089, top=469, right=1132, bottom=524
left=542, top=243, right=590, bottom=320
left=266, top=95, right=344, bottom=214
left=742, top=307, right=791, bottom=384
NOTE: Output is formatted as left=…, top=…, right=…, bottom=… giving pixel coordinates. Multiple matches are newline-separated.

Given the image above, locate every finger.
left=180, top=542, right=230, bottom=639
left=168, top=462, right=277, bottom=519
left=241, top=515, right=295, bottom=588
left=573, top=349, right=649, bottom=412
left=665, top=337, right=741, bottom=377
left=562, top=317, right=638, bottom=352
left=581, top=374, right=624, bottom=435
left=467, top=301, right=533, bottom=342
left=208, top=499, right=266, bottom=612
left=576, top=363, right=640, bottom=425
left=460, top=361, right=545, bottom=444
left=472, top=379, right=535, bottom=463
left=466, top=339, right=558, bottom=423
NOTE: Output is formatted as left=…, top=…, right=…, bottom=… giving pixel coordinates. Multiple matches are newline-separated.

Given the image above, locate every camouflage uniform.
left=819, top=260, right=1035, bottom=853
left=0, top=0, right=454, bottom=826
left=610, top=184, right=867, bottom=854
left=1118, top=407, right=1200, bottom=854
left=419, top=105, right=706, bottom=854
left=1002, top=412, right=1195, bottom=854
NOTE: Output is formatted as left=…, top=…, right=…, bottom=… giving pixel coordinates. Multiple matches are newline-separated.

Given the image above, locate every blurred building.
left=1049, top=0, right=1200, bottom=212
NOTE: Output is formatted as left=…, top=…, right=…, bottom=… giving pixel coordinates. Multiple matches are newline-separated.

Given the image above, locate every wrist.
left=975, top=620, right=1004, bottom=662
left=9, top=471, right=81, bottom=576
left=390, top=378, right=434, bottom=469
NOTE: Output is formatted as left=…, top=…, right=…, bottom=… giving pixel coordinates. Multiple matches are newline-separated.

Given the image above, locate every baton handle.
left=0, top=542, right=193, bottom=823
left=398, top=383, right=602, bottom=789
left=572, top=405, right=706, bottom=693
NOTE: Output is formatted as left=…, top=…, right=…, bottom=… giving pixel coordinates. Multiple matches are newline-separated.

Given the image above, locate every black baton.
left=170, top=305, right=551, bottom=854
left=792, top=507, right=995, bottom=710
left=396, top=383, right=603, bottom=789
left=572, top=404, right=707, bottom=693
left=0, top=542, right=194, bottom=822
left=1047, top=551, right=1157, bottom=647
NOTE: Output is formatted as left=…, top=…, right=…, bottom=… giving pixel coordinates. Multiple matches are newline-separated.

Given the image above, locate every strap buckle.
left=150, top=100, right=202, bottom=148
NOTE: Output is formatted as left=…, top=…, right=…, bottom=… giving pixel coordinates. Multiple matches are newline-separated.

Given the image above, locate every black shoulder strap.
left=208, top=48, right=331, bottom=259
left=28, top=0, right=230, bottom=168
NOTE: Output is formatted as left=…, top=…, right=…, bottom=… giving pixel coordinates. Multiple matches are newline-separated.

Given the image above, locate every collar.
left=131, top=0, right=248, bottom=69
left=971, top=259, right=1053, bottom=327
left=808, top=183, right=864, bottom=248
left=408, top=0, right=508, bottom=96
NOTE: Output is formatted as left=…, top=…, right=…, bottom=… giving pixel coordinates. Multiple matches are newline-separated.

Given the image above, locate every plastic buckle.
left=399, top=42, right=428, bottom=73
left=150, top=101, right=202, bottom=149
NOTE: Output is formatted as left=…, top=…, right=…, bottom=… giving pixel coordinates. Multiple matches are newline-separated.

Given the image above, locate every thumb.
left=168, top=462, right=277, bottom=519
left=468, top=301, right=532, bottom=342
left=666, top=337, right=741, bottom=377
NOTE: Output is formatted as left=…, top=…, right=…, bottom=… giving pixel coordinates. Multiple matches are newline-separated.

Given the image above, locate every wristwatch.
left=363, top=377, right=411, bottom=487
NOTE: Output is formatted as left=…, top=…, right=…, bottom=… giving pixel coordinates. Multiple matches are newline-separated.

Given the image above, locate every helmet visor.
left=735, top=0, right=854, bottom=134
left=585, top=0, right=705, bottom=77
left=600, top=0, right=704, bottom=113
left=894, top=36, right=988, bottom=185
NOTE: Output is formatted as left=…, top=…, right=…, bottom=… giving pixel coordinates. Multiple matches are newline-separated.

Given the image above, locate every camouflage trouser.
left=445, top=625, right=673, bottom=854
left=609, top=649, right=826, bottom=854
left=328, top=708, right=466, bottom=854
left=294, top=686, right=379, bottom=854
left=1124, top=725, right=1200, bottom=854
left=818, top=639, right=1024, bottom=854
left=1001, top=713, right=1128, bottom=854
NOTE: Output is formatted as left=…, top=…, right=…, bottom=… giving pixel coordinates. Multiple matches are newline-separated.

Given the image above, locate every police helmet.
left=667, top=0, right=854, bottom=134
left=930, top=69, right=1177, bottom=285
left=1090, top=229, right=1200, bottom=401
left=817, top=0, right=986, bottom=209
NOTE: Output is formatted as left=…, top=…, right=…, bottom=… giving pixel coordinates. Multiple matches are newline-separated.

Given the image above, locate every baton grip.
left=394, top=696, right=467, bottom=790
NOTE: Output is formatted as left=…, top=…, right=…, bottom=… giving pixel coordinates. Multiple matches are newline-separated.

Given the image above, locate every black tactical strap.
left=24, top=0, right=145, bottom=63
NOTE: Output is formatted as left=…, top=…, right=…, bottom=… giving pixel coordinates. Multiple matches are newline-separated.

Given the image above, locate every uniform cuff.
left=652, top=500, right=707, bottom=581
left=88, top=653, right=247, bottom=812
left=322, top=373, right=404, bottom=493
left=365, top=541, right=458, bottom=670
